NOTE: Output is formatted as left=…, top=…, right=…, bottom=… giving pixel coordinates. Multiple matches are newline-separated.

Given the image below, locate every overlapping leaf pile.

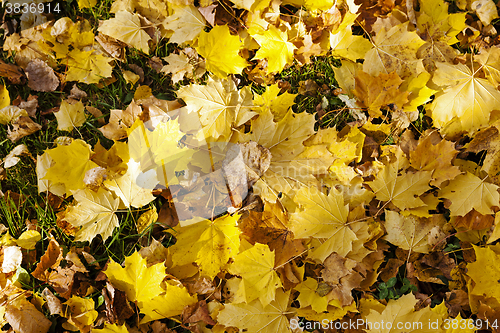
left=2, top=0, right=500, bottom=331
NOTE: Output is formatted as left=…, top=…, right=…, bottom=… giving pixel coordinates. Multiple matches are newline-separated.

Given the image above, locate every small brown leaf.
left=18, top=95, right=38, bottom=117
left=41, top=287, right=62, bottom=315
left=102, top=282, right=135, bottom=324
left=32, top=239, right=61, bottom=281
left=68, top=85, right=88, bottom=100
left=182, top=300, right=216, bottom=326
left=7, top=116, right=42, bottom=142
left=0, top=60, right=25, bottom=84
left=25, top=59, right=59, bottom=92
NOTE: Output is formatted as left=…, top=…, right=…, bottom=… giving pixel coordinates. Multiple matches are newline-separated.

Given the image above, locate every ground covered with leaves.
left=2, top=0, right=500, bottom=332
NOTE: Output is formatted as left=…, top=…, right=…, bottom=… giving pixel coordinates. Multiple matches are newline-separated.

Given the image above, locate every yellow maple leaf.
left=218, top=289, right=294, bottom=332
left=253, top=83, right=297, bottom=121
left=353, top=71, right=409, bottom=117
left=66, top=49, right=113, bottom=84
left=138, top=281, right=197, bottom=324
left=127, top=118, right=193, bottom=187
left=43, top=139, right=99, bottom=193
left=438, top=172, right=500, bottom=216
left=363, top=22, right=425, bottom=79
left=282, top=0, right=334, bottom=11
left=243, top=108, right=315, bottom=159
left=294, top=278, right=329, bottom=313
left=290, top=186, right=357, bottom=258
left=467, top=245, right=500, bottom=304
left=170, top=214, right=241, bottom=279
left=252, top=25, right=296, bottom=74
left=367, top=148, right=432, bottom=210
left=104, top=158, right=157, bottom=208
left=416, top=0, right=465, bottom=71
left=98, top=11, right=151, bottom=54
left=330, top=29, right=372, bottom=61
left=196, top=25, right=248, bottom=78
left=383, top=211, right=446, bottom=254
left=55, top=100, right=86, bottom=131
left=427, top=62, right=500, bottom=137
left=362, top=293, right=442, bottom=333
left=104, top=251, right=165, bottom=304
left=177, top=77, right=255, bottom=140
left=228, top=243, right=282, bottom=306
left=64, top=188, right=120, bottom=242
left=163, top=4, right=206, bottom=44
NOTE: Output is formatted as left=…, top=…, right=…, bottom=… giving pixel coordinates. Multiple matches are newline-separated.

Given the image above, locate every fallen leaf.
left=98, top=11, right=151, bottom=54
left=63, top=188, right=120, bottom=242
left=55, top=100, right=86, bottom=131
left=438, top=172, right=500, bottom=216
left=251, top=25, right=296, bottom=74
left=8, top=116, right=42, bottom=142
left=25, top=59, right=59, bottom=92
left=196, top=24, right=248, bottom=78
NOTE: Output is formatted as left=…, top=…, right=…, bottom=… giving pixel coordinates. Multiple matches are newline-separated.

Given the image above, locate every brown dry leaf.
left=69, top=85, right=88, bottom=100
left=161, top=52, right=192, bottom=84
left=353, top=70, right=409, bottom=117
left=240, top=208, right=305, bottom=268
left=148, top=56, right=163, bottom=73
left=3, top=144, right=30, bottom=169
left=98, top=101, right=142, bottom=140
left=32, top=238, right=62, bottom=281
left=5, top=298, right=52, bottom=333
left=321, top=253, right=363, bottom=307
left=95, top=33, right=126, bottom=61
left=86, top=106, right=105, bottom=125
left=129, top=64, right=144, bottom=83
left=379, top=258, right=404, bottom=282
left=137, top=238, right=168, bottom=266
left=452, top=209, right=495, bottom=231
left=295, top=34, right=323, bottom=65
left=408, top=260, right=446, bottom=284
left=465, top=123, right=500, bottom=186
left=25, top=59, right=59, bottom=92
left=41, top=287, right=62, bottom=315
left=18, top=95, right=38, bottom=118
left=102, top=282, right=135, bottom=325
left=0, top=60, right=25, bottom=84
left=471, top=0, right=499, bottom=25
left=409, top=130, right=462, bottom=187
left=8, top=116, right=42, bottom=142
left=182, top=300, right=216, bottom=326
left=157, top=201, right=179, bottom=228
